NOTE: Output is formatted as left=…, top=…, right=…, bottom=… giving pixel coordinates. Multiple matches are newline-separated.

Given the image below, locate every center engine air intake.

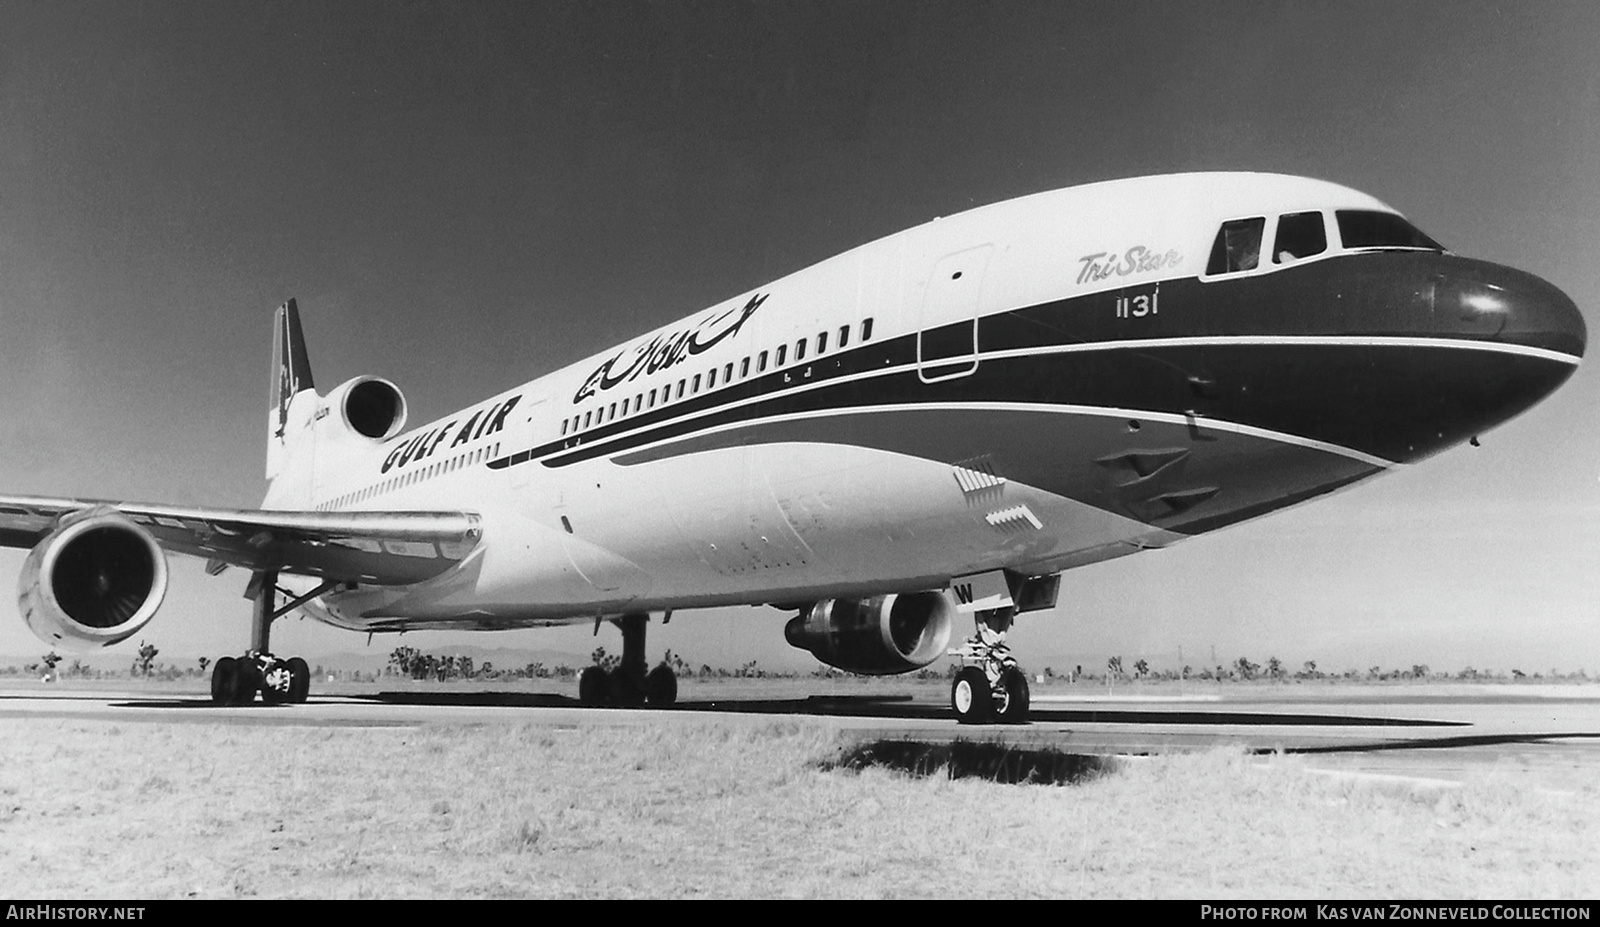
left=784, top=591, right=956, bottom=675
left=327, top=376, right=408, bottom=440
left=19, top=508, right=169, bottom=650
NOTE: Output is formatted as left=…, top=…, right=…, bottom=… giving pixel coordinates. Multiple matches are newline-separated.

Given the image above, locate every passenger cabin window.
left=1274, top=211, right=1327, bottom=263
left=740, top=357, right=750, bottom=378
left=776, top=344, right=787, bottom=366
left=1336, top=210, right=1444, bottom=251
left=838, top=325, right=849, bottom=348
left=757, top=350, right=768, bottom=372
left=795, top=339, right=806, bottom=361
left=708, top=368, right=717, bottom=388
left=861, top=318, right=874, bottom=341
left=1207, top=217, right=1265, bottom=275
left=817, top=331, right=828, bottom=354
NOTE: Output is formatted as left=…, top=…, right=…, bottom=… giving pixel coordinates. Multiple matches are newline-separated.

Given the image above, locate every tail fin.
left=265, top=299, right=318, bottom=483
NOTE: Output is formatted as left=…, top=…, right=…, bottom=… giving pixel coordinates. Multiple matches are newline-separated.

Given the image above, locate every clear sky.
left=1, top=0, right=1596, bottom=675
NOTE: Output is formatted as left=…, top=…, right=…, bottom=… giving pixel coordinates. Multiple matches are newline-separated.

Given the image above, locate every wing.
left=0, top=494, right=480, bottom=585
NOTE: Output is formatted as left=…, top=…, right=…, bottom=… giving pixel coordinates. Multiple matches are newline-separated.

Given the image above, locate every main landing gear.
left=949, top=605, right=1030, bottom=724
left=211, top=652, right=310, bottom=706
left=577, top=611, right=678, bottom=708
left=208, top=570, right=328, bottom=706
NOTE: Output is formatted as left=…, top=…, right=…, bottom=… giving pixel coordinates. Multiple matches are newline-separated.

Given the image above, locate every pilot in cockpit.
left=1227, top=229, right=1259, bottom=272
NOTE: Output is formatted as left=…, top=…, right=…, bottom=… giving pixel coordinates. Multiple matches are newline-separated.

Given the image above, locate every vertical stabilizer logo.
left=274, top=299, right=315, bottom=438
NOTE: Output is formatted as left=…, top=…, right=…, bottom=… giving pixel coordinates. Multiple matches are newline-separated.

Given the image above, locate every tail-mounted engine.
left=18, top=507, right=169, bottom=650
left=784, top=592, right=957, bottom=675
left=324, top=376, right=407, bottom=440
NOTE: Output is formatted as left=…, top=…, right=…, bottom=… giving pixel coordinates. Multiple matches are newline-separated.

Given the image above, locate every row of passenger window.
left=560, top=317, right=875, bottom=437
left=1207, top=209, right=1445, bottom=276
left=315, top=443, right=501, bottom=511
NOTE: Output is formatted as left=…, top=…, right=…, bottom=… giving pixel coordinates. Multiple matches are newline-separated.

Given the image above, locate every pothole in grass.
left=827, top=739, right=1122, bottom=785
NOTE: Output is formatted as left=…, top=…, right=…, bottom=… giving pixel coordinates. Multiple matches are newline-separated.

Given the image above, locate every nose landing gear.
left=949, top=606, right=1030, bottom=724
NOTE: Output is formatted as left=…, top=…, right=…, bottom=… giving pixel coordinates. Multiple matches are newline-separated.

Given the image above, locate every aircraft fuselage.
left=273, top=172, right=1584, bottom=632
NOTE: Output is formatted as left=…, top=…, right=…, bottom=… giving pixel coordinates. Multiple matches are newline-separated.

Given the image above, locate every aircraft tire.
left=995, top=666, right=1031, bottom=725
left=578, top=666, right=609, bottom=705
left=645, top=664, right=677, bottom=707
left=287, top=657, right=310, bottom=703
left=231, top=659, right=260, bottom=706
left=210, top=656, right=238, bottom=706
left=951, top=666, right=992, bottom=724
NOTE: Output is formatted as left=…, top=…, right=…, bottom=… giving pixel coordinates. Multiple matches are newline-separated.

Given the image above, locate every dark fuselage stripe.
left=490, top=335, right=1569, bottom=470
left=486, top=253, right=1578, bottom=473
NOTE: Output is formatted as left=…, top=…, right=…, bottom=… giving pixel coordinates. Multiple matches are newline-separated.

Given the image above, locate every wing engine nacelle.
left=784, top=591, right=956, bottom=675
left=325, top=376, right=408, bottom=440
left=18, top=508, right=169, bottom=650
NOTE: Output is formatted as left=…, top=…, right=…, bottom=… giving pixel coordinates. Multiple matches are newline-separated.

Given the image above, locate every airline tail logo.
left=273, top=299, right=315, bottom=439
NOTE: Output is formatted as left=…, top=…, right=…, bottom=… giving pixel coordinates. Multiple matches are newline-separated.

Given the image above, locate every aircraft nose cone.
left=1436, top=262, right=1586, bottom=360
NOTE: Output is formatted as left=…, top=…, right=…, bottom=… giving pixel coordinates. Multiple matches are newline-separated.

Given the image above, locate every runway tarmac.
left=4, top=680, right=1597, bottom=790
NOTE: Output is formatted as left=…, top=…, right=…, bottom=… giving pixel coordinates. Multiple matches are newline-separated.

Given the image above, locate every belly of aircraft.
left=312, top=403, right=1384, bottom=629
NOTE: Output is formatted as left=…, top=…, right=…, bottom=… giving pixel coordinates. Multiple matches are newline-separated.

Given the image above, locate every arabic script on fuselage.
left=573, top=292, right=768, bottom=404
left=1076, top=246, right=1183, bottom=286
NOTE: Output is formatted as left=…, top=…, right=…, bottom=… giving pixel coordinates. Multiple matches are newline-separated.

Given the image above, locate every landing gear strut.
left=578, top=611, right=678, bottom=708
left=208, top=570, right=324, bottom=706
left=949, top=606, right=1030, bottom=724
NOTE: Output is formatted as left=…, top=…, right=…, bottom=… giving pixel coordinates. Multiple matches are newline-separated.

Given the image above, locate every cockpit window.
left=1273, top=211, right=1327, bottom=263
left=1206, top=217, right=1264, bottom=275
left=1336, top=210, right=1444, bottom=251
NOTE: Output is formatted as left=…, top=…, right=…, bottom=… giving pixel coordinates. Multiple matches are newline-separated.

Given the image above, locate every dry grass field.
left=2, top=711, right=1596, bottom=898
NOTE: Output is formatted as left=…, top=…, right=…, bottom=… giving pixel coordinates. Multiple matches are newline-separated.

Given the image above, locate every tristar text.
left=573, top=293, right=768, bottom=404
left=1076, top=245, right=1184, bottom=285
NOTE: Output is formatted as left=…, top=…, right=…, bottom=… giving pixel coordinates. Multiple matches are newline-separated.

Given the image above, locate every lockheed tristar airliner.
left=4, top=172, right=1584, bottom=723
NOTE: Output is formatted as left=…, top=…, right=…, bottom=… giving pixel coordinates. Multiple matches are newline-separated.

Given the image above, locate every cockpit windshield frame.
left=1335, top=210, right=1445, bottom=252
left=1205, top=216, right=1267, bottom=277
left=1272, top=210, right=1329, bottom=264
left=1203, top=207, right=1446, bottom=282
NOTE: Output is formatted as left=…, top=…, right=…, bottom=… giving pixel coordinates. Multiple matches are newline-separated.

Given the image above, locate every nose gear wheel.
left=948, top=606, right=1030, bottom=724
